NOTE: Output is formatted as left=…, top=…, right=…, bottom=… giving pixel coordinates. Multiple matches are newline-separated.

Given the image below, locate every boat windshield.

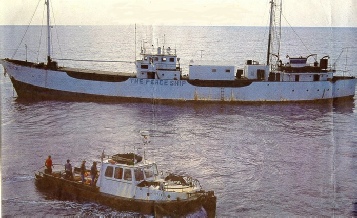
left=134, top=168, right=144, bottom=181
left=144, top=164, right=158, bottom=179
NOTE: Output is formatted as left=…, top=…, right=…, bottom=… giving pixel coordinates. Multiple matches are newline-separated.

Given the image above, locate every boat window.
left=212, top=69, right=216, bottom=73
left=154, top=57, right=159, bottom=62
left=144, top=167, right=154, bottom=178
left=144, top=164, right=157, bottom=178
left=162, top=57, right=166, bottom=62
left=105, top=166, right=113, bottom=178
left=226, top=69, right=231, bottom=73
left=144, top=56, right=148, bottom=60
left=134, top=168, right=145, bottom=181
left=141, top=65, right=149, bottom=69
left=169, top=58, right=175, bottom=62
left=124, top=169, right=132, bottom=181
left=114, top=167, right=123, bottom=179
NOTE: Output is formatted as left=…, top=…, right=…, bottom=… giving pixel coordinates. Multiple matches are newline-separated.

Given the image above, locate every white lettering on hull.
left=130, top=78, right=187, bottom=87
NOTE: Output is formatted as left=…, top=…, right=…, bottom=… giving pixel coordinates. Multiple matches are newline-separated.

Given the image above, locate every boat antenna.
left=140, top=130, right=150, bottom=163
left=266, top=0, right=274, bottom=66
left=46, top=0, right=52, bottom=65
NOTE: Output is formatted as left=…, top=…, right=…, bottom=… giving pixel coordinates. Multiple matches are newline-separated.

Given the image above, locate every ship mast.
left=266, top=0, right=282, bottom=68
left=46, top=0, right=52, bottom=65
left=266, top=0, right=274, bottom=66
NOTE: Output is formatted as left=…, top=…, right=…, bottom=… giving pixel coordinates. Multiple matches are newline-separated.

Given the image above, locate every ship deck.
left=60, top=67, right=135, bottom=77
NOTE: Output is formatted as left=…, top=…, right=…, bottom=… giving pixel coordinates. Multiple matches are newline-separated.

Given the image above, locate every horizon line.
left=1, top=24, right=356, bottom=28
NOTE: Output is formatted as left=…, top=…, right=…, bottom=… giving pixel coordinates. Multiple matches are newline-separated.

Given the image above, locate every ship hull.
left=2, top=59, right=356, bottom=102
left=35, top=172, right=216, bottom=217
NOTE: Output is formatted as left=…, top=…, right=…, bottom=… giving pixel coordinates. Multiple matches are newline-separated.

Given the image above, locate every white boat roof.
left=102, top=158, right=155, bottom=168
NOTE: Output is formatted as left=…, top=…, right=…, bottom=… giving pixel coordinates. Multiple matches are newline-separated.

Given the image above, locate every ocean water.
left=1, top=25, right=357, bottom=217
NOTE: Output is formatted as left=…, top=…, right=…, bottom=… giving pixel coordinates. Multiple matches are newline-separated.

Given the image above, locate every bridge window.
left=134, top=168, right=145, bottom=181
left=169, top=57, right=175, bottom=62
left=114, top=167, right=123, bottom=179
left=144, top=166, right=155, bottom=178
left=105, top=166, right=113, bottom=178
left=124, top=169, right=132, bottom=181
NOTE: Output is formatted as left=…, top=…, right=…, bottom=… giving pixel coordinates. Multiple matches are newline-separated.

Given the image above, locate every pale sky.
left=1, top=0, right=356, bottom=27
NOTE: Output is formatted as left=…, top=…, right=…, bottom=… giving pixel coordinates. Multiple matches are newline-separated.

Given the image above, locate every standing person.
left=45, top=155, right=53, bottom=174
left=80, top=160, right=86, bottom=184
left=64, top=159, right=73, bottom=180
left=90, top=162, right=98, bottom=186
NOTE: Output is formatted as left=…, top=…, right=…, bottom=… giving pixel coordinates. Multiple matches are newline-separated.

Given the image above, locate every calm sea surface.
left=1, top=26, right=357, bottom=217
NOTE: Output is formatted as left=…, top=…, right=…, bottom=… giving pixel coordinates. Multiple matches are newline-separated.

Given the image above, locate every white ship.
left=1, top=0, right=356, bottom=102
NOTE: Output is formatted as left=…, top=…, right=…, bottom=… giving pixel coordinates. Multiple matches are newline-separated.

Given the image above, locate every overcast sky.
left=1, top=0, right=356, bottom=27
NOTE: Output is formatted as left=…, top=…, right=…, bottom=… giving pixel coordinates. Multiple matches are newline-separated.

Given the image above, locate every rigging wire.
left=332, top=46, right=356, bottom=74
left=50, top=1, right=64, bottom=61
left=281, top=12, right=313, bottom=58
left=11, top=0, right=43, bottom=59
left=37, top=2, right=46, bottom=62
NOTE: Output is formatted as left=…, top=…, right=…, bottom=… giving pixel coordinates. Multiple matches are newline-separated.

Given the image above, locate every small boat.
left=1, top=0, right=356, bottom=102
left=34, top=132, right=216, bottom=217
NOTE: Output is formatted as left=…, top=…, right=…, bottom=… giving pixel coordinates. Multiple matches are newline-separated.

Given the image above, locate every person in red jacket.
left=45, top=155, right=53, bottom=174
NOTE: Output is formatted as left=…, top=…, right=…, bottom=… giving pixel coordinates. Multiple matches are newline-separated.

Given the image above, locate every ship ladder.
left=220, top=88, right=225, bottom=101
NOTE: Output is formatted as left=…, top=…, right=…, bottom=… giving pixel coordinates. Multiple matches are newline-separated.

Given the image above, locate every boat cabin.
left=189, top=64, right=236, bottom=80
left=98, top=154, right=159, bottom=198
left=243, top=60, right=270, bottom=80
left=136, top=47, right=182, bottom=80
left=288, top=57, right=308, bottom=68
left=271, top=55, right=333, bottom=82
left=97, top=153, right=201, bottom=201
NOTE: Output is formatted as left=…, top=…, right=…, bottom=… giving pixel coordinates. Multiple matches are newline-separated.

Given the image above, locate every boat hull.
left=35, top=172, right=216, bottom=217
left=2, top=59, right=356, bottom=102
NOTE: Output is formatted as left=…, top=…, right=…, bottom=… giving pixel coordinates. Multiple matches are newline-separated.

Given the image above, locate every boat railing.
left=35, top=164, right=66, bottom=173
left=163, top=179, right=201, bottom=192
left=35, top=164, right=67, bottom=178
left=140, top=47, right=177, bottom=56
left=162, top=173, right=202, bottom=192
